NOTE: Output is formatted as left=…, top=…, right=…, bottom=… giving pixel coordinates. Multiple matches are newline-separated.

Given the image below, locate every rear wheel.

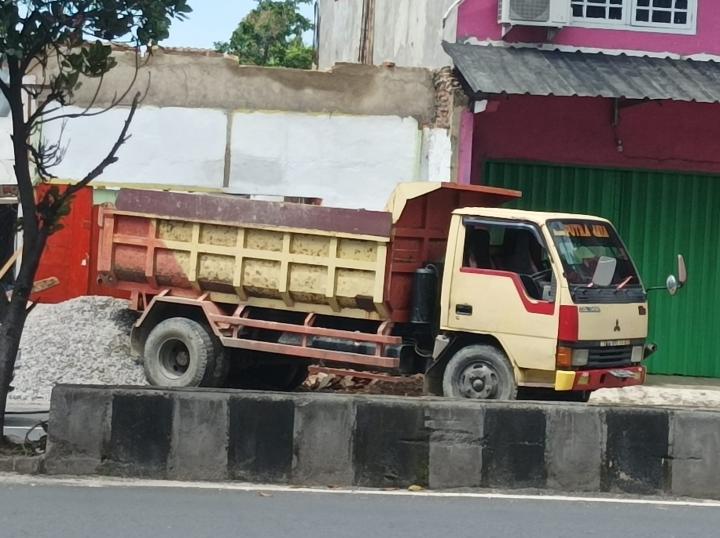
left=143, top=318, right=218, bottom=387
left=442, top=344, right=517, bottom=400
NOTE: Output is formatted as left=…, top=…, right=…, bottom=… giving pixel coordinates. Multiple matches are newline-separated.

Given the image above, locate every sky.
left=162, top=0, right=315, bottom=49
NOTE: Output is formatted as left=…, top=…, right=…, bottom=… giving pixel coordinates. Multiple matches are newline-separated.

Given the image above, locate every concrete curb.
left=45, top=385, right=720, bottom=498
left=0, top=455, right=44, bottom=474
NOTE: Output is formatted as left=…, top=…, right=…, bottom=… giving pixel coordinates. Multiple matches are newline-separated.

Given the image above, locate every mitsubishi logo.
left=614, top=319, right=621, bottom=332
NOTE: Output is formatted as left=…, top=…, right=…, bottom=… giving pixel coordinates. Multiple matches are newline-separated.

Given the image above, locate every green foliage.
left=215, top=0, right=314, bottom=69
left=1, top=1, right=192, bottom=62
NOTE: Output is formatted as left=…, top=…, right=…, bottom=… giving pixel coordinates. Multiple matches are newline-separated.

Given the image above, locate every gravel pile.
left=9, top=296, right=147, bottom=405
left=591, top=384, right=720, bottom=408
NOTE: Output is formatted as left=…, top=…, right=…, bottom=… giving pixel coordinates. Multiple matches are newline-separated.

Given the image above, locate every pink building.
left=446, top=0, right=720, bottom=377
left=459, top=0, right=714, bottom=56
left=452, top=0, right=720, bottom=182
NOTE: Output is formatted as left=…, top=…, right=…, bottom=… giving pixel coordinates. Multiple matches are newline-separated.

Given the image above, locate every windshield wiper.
left=616, top=276, right=633, bottom=290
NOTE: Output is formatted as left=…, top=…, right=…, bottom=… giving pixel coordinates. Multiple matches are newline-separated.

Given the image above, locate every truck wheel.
left=143, top=318, right=216, bottom=387
left=442, top=344, right=517, bottom=400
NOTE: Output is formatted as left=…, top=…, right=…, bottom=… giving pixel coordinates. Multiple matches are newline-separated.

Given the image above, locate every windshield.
left=547, top=220, right=641, bottom=290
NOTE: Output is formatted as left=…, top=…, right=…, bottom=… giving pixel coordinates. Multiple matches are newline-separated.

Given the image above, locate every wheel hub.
left=460, top=363, right=498, bottom=399
left=176, top=351, right=190, bottom=368
left=159, top=339, right=191, bottom=378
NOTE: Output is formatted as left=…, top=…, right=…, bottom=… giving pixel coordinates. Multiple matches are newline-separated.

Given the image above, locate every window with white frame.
left=571, top=0, right=624, bottom=22
left=570, top=0, right=696, bottom=32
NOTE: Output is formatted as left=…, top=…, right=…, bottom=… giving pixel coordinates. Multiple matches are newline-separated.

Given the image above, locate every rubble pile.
left=303, top=371, right=425, bottom=397
left=10, top=296, right=146, bottom=405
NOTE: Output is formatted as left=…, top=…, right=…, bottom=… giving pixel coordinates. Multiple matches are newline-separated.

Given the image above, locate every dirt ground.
left=304, top=372, right=720, bottom=409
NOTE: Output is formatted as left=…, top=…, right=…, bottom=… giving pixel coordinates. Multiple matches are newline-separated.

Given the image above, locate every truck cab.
left=434, top=207, right=684, bottom=400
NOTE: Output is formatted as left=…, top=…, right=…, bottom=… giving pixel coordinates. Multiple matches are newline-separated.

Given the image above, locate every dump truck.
left=96, top=182, right=686, bottom=400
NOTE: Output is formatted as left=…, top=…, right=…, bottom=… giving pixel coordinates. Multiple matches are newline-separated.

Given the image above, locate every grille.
left=509, top=0, right=551, bottom=21
left=587, top=345, right=633, bottom=368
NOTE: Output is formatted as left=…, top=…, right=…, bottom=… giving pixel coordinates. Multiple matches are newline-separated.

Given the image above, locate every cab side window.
left=463, top=222, right=553, bottom=301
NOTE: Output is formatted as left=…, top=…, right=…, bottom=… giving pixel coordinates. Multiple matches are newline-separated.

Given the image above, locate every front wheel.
left=442, top=344, right=517, bottom=400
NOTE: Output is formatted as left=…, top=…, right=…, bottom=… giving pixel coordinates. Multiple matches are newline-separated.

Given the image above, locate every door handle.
left=455, top=304, right=473, bottom=316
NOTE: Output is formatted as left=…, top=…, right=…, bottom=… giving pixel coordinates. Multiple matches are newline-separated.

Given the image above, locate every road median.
left=45, top=385, right=720, bottom=499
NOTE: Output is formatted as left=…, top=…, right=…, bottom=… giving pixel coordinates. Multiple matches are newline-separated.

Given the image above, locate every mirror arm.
left=645, top=285, right=669, bottom=293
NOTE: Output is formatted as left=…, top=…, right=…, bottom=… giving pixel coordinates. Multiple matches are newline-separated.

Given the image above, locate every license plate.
left=600, top=340, right=631, bottom=347
left=609, top=369, right=637, bottom=379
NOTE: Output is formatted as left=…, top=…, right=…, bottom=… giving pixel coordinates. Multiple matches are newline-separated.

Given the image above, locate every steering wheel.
left=529, top=268, right=553, bottom=281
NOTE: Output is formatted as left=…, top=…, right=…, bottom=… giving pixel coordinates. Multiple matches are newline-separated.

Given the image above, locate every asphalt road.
left=0, top=477, right=719, bottom=538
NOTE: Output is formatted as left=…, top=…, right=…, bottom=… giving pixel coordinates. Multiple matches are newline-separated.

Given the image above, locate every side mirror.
left=666, top=254, right=687, bottom=296
left=677, top=254, right=687, bottom=286
left=592, top=256, right=617, bottom=287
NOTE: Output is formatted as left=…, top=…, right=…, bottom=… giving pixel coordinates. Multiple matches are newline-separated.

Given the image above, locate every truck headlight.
left=572, top=349, right=589, bottom=367
left=631, top=346, right=644, bottom=363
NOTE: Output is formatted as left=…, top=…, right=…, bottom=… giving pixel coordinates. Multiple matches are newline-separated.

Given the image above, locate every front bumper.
left=554, top=365, right=645, bottom=392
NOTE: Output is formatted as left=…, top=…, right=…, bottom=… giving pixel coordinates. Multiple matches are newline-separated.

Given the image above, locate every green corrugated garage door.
left=485, top=161, right=719, bottom=378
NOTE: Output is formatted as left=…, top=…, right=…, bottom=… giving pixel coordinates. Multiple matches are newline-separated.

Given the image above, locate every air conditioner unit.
left=498, top=0, right=570, bottom=27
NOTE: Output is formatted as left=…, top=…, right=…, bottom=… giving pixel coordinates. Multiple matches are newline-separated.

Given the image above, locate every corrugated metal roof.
left=443, top=41, right=720, bottom=103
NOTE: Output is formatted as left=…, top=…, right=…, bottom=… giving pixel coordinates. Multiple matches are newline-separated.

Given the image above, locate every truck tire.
left=143, top=318, right=217, bottom=387
left=442, top=344, right=517, bottom=400
left=207, top=339, right=230, bottom=387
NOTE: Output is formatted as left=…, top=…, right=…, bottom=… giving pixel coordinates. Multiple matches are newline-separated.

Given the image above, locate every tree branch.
left=61, top=92, right=140, bottom=202
left=7, top=60, right=39, bottom=242
left=33, top=47, right=144, bottom=127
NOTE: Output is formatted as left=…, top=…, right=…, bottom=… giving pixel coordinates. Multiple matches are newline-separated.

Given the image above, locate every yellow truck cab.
left=432, top=207, right=685, bottom=401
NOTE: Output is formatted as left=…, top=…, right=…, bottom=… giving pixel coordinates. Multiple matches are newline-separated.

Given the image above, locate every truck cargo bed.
left=97, top=183, right=521, bottom=321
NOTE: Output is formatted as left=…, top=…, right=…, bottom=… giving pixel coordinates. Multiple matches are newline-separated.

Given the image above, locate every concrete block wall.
left=46, top=385, right=720, bottom=499
left=36, top=53, right=453, bottom=211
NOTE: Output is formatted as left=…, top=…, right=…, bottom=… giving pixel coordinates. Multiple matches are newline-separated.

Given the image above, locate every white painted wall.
left=421, top=126, right=453, bottom=182
left=43, top=106, right=227, bottom=187
left=0, top=88, right=14, bottom=183
left=42, top=106, right=452, bottom=211
left=0, top=116, right=14, bottom=184
left=229, top=111, right=431, bottom=209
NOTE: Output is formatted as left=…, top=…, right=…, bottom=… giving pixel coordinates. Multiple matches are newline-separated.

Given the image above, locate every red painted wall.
left=33, top=186, right=93, bottom=303
left=471, top=95, right=720, bottom=181
left=34, top=186, right=129, bottom=303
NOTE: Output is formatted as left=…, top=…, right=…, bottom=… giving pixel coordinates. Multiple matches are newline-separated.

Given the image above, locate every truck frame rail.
left=136, top=292, right=403, bottom=370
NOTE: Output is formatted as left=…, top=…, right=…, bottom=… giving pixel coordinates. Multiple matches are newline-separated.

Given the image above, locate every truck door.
left=443, top=217, right=559, bottom=371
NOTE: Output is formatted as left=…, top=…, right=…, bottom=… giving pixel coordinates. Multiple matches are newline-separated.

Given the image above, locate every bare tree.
left=0, top=1, right=191, bottom=441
